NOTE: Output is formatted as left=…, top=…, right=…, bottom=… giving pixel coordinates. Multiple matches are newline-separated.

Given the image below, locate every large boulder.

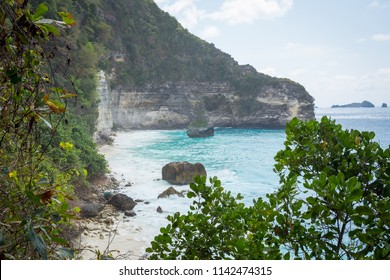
left=108, top=193, right=137, bottom=211
left=80, top=203, right=105, bottom=218
left=162, top=162, right=207, bottom=185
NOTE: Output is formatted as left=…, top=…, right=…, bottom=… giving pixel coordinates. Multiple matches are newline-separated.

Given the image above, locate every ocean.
left=99, top=107, right=390, bottom=255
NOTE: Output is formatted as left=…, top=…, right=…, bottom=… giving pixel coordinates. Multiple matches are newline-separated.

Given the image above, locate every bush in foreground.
left=147, top=117, right=390, bottom=259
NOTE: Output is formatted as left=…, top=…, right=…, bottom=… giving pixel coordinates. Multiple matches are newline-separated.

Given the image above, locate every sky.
left=154, top=0, right=390, bottom=108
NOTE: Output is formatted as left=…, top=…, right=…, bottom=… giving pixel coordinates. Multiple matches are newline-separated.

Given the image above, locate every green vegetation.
left=3, top=0, right=383, bottom=260
left=1, top=1, right=107, bottom=259
left=29, top=0, right=308, bottom=99
left=147, top=117, right=390, bottom=260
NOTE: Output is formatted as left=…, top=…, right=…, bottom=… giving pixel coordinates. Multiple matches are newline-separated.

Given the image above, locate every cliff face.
left=88, top=0, right=315, bottom=132
left=108, top=80, right=314, bottom=130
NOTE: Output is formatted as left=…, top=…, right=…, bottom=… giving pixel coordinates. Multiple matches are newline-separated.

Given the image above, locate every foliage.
left=147, top=117, right=390, bottom=260
left=147, top=176, right=282, bottom=260
left=29, top=0, right=309, bottom=100
left=29, top=0, right=108, bottom=178
left=272, top=116, right=390, bottom=259
left=0, top=1, right=105, bottom=259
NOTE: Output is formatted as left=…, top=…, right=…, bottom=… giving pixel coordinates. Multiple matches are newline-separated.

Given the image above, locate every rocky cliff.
left=90, top=0, right=315, bottom=132
left=105, top=80, right=314, bottom=130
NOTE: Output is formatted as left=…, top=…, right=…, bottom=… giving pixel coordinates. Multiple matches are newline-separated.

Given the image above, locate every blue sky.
left=154, top=0, right=390, bottom=107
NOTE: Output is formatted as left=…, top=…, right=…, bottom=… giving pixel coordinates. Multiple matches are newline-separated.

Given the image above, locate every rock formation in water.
left=162, top=162, right=207, bottom=185
left=158, top=187, right=185, bottom=199
left=186, top=126, right=215, bottom=138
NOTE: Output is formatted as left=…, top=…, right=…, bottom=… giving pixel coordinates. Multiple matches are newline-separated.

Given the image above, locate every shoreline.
left=72, top=173, right=151, bottom=260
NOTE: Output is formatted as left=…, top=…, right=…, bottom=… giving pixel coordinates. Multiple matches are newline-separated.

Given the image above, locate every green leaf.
left=55, top=248, right=74, bottom=259
left=348, top=188, right=363, bottom=202
left=58, top=11, right=76, bottom=26
left=5, top=69, right=22, bottom=84
left=25, top=190, right=42, bottom=206
left=25, top=221, right=47, bottom=259
left=32, top=3, right=48, bottom=21
left=355, top=206, right=374, bottom=216
left=45, top=99, right=65, bottom=114
left=40, top=23, right=60, bottom=36
left=236, top=238, right=246, bottom=251
left=51, top=236, right=68, bottom=245
left=187, top=191, right=197, bottom=199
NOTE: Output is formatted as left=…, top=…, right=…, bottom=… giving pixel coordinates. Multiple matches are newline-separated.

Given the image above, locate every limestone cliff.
left=91, top=0, right=315, bottom=131
left=95, top=71, right=113, bottom=142
left=108, top=80, right=314, bottom=130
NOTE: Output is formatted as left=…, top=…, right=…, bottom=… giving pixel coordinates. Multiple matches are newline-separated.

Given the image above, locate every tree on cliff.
left=147, top=117, right=390, bottom=259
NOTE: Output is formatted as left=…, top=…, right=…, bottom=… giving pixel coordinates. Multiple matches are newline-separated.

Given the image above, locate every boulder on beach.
left=124, top=210, right=137, bottom=217
left=162, top=161, right=207, bottom=185
left=108, top=193, right=137, bottom=211
left=158, top=186, right=185, bottom=199
left=80, top=203, right=105, bottom=218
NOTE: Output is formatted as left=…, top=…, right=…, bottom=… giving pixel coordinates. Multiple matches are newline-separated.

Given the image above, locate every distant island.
left=331, top=100, right=375, bottom=108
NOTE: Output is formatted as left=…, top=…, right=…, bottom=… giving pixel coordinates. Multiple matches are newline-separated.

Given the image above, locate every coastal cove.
left=83, top=107, right=390, bottom=258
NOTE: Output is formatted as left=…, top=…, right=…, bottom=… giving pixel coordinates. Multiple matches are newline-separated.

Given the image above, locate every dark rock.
left=382, top=103, right=388, bottom=108
left=186, top=126, right=214, bottom=138
left=124, top=210, right=137, bottom=217
left=108, top=193, right=137, bottom=211
left=80, top=203, right=105, bottom=218
left=162, top=161, right=207, bottom=185
left=158, top=186, right=185, bottom=199
left=156, top=206, right=163, bottom=213
left=110, top=177, right=120, bottom=187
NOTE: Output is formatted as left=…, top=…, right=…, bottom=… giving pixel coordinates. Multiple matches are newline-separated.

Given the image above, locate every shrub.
left=147, top=117, right=390, bottom=259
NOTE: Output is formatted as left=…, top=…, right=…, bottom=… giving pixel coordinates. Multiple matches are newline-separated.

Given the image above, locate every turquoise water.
left=100, top=107, right=390, bottom=251
left=136, top=128, right=285, bottom=203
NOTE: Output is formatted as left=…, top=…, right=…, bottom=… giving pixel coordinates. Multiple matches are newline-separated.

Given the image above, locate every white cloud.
left=155, top=0, right=294, bottom=30
left=307, top=68, right=390, bottom=107
left=368, top=1, right=380, bottom=8
left=368, top=0, right=390, bottom=8
left=200, top=26, right=221, bottom=39
left=156, top=0, right=205, bottom=29
left=372, top=33, right=390, bottom=41
left=207, top=0, right=294, bottom=25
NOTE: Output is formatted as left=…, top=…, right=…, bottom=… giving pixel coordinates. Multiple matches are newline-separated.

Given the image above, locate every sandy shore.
left=71, top=175, right=150, bottom=260
left=74, top=208, right=147, bottom=260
